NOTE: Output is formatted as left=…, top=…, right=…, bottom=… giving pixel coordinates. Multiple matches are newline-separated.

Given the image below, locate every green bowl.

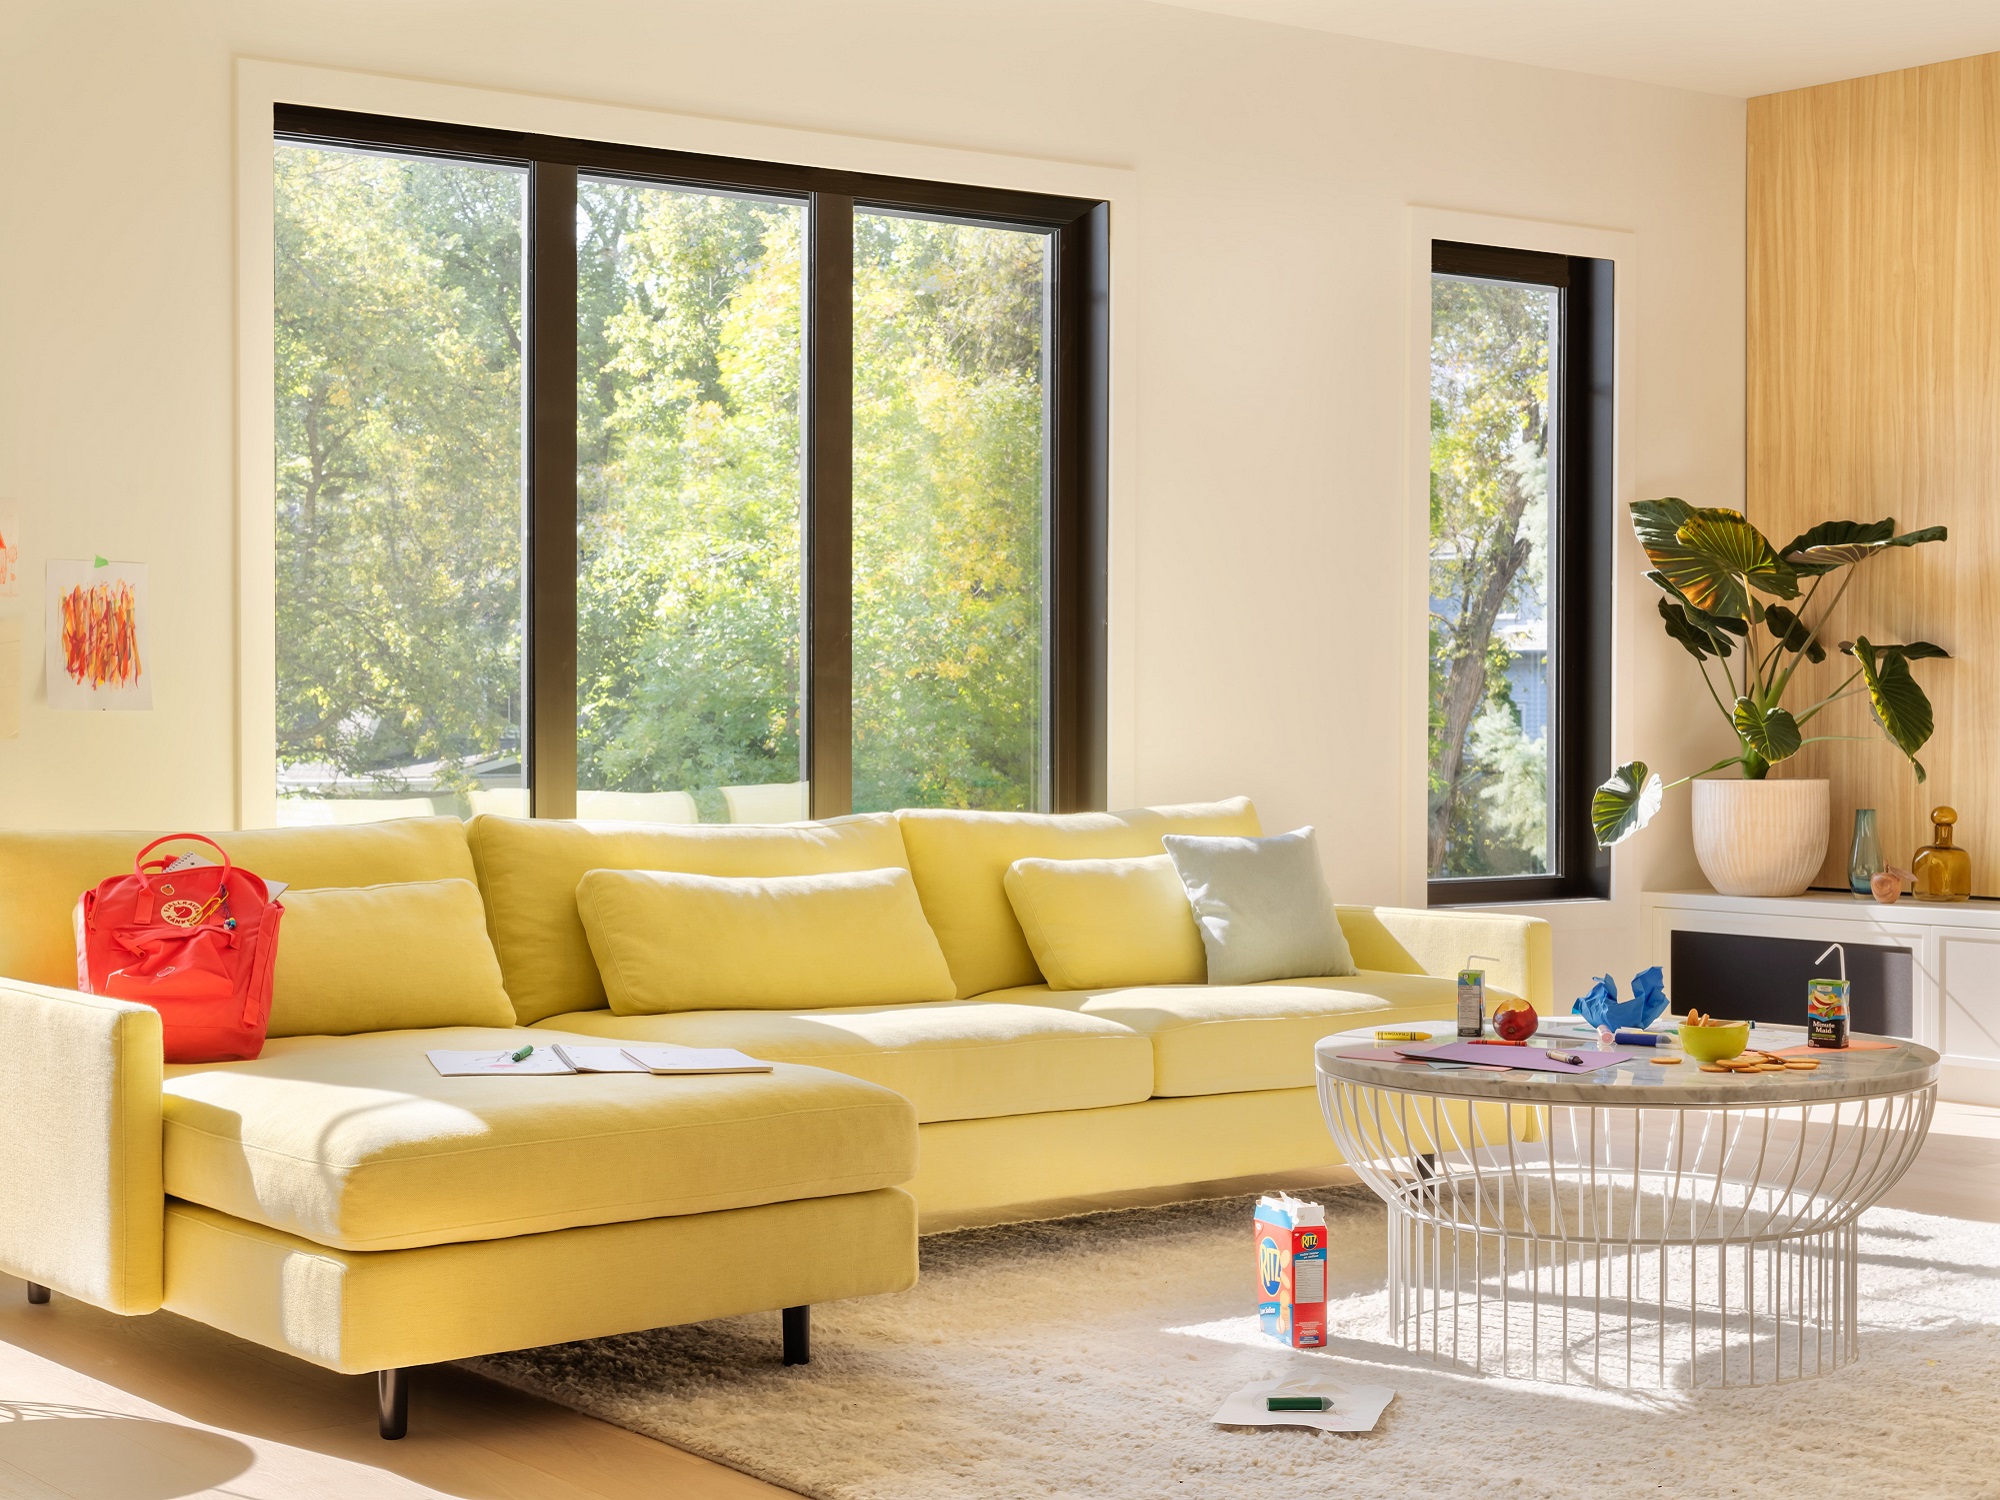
left=1679, top=1021, right=1750, bottom=1063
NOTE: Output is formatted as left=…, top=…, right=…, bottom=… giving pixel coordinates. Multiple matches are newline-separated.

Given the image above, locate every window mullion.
left=527, top=160, right=579, bottom=818
left=804, top=191, right=854, bottom=819
left=1049, top=205, right=1110, bottom=814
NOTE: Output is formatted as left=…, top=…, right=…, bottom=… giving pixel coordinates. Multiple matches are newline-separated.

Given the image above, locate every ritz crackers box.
left=1256, top=1194, right=1328, bottom=1348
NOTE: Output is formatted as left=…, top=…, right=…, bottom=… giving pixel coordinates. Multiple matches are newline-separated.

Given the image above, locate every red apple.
left=1492, top=997, right=1539, bottom=1042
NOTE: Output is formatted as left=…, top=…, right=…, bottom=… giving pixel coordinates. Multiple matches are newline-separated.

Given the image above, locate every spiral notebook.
left=426, top=1044, right=773, bottom=1077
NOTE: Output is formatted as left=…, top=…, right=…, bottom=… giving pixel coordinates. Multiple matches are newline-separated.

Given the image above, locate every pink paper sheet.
left=1397, top=1041, right=1632, bottom=1074
left=1333, top=1048, right=1432, bottom=1064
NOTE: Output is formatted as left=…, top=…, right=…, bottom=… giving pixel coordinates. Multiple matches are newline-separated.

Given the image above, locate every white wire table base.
left=1317, top=1073, right=1936, bottom=1390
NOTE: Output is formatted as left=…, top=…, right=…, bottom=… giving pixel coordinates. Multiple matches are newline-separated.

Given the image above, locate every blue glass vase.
left=1848, top=808, right=1883, bottom=898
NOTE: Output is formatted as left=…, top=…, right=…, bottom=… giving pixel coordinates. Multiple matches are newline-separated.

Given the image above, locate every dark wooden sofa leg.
left=24, top=1282, right=49, bottom=1305
left=782, top=1305, right=810, bottom=1366
left=377, top=1368, right=409, bottom=1440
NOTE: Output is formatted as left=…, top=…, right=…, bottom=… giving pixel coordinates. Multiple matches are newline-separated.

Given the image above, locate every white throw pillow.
left=1161, top=826, right=1357, bottom=985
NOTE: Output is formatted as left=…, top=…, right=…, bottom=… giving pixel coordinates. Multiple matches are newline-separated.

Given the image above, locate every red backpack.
left=76, top=834, right=285, bottom=1064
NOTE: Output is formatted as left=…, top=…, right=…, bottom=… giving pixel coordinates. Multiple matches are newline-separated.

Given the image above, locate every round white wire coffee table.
left=1315, top=1024, right=1937, bottom=1389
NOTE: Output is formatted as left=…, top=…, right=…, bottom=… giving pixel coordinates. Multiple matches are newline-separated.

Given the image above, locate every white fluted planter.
left=1691, top=778, right=1830, bottom=897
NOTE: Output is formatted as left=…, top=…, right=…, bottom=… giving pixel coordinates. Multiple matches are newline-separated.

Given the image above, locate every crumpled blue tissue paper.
left=1571, top=966, right=1670, bottom=1031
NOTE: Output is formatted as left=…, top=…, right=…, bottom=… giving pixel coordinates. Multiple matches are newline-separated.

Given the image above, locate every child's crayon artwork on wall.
left=0, top=508, right=18, bottom=597
left=46, top=559, right=151, bottom=711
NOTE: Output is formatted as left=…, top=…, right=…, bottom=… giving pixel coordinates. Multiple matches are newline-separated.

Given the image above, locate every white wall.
left=0, top=0, right=1744, bottom=1001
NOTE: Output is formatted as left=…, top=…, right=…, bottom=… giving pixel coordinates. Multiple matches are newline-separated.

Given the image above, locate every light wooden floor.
left=2, top=1111, right=1996, bottom=1499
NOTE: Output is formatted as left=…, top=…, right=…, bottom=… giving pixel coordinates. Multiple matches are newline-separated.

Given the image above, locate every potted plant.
left=1593, top=500, right=1949, bottom=897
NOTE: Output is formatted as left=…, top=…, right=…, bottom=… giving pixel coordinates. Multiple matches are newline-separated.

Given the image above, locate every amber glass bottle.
left=1914, top=806, right=1972, bottom=902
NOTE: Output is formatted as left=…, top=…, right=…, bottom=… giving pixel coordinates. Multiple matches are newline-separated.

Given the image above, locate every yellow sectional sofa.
left=0, top=799, right=1549, bottom=1438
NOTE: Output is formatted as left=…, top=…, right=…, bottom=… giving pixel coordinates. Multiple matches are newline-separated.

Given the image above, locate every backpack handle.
left=132, top=833, right=234, bottom=889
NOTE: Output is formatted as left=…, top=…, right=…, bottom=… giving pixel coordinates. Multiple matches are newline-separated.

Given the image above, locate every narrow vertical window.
left=1427, top=241, right=1612, bottom=903
left=274, top=144, right=528, bottom=822
left=574, top=180, right=807, bottom=824
left=850, top=211, right=1051, bottom=813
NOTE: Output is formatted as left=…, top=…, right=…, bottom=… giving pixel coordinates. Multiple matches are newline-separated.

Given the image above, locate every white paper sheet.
left=46, top=559, right=150, bottom=711
left=0, top=617, right=18, bottom=739
left=160, top=852, right=288, bottom=902
left=427, top=1048, right=576, bottom=1077
left=0, top=507, right=18, bottom=598
left=1211, top=1377, right=1395, bottom=1433
left=622, top=1045, right=774, bottom=1074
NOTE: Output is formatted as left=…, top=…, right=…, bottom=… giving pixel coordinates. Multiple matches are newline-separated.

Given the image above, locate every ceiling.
left=1141, top=0, right=2000, bottom=97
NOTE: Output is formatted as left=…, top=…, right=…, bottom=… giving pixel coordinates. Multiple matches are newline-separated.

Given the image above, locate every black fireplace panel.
left=1667, top=930, right=1914, bottom=1038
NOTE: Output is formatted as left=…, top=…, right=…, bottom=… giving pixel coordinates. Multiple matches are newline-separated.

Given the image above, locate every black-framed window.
left=271, top=105, right=1107, bottom=825
left=1427, top=239, right=1612, bottom=905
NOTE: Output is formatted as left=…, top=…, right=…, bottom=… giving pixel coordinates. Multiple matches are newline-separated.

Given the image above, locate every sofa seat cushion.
left=161, top=1029, right=917, bottom=1253
left=536, top=1002, right=1155, bottom=1125
left=984, top=972, right=1523, bottom=1097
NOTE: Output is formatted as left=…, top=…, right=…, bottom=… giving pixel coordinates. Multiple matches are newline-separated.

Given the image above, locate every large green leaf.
left=1778, top=518, right=1895, bottom=575
left=1631, top=498, right=1697, bottom=555
left=1779, top=518, right=1946, bottom=574
left=1643, top=506, right=1797, bottom=616
left=1761, top=603, right=1827, bottom=663
left=1678, top=508, right=1799, bottom=598
left=1651, top=574, right=1749, bottom=638
left=1789, top=541, right=1889, bottom=570
left=1885, top=525, right=1948, bottom=549
left=1838, top=640, right=1952, bottom=663
left=1592, top=761, right=1664, bottom=848
left=1852, top=636, right=1934, bottom=782
left=1650, top=574, right=1747, bottom=658
left=1659, top=597, right=1729, bottom=660
left=1632, top=499, right=1724, bottom=611
left=1733, top=698, right=1803, bottom=764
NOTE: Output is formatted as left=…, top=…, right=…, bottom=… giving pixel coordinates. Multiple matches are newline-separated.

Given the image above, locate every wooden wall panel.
left=1748, top=53, right=2000, bottom=894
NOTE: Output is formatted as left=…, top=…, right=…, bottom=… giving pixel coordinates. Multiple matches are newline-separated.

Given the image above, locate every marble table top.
left=1314, top=1019, right=1939, bottom=1106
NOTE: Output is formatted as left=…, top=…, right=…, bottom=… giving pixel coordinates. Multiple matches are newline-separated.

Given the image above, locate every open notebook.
left=426, top=1044, right=774, bottom=1078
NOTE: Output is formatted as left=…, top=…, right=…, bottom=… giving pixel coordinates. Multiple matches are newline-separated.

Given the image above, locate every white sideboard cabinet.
left=1643, top=889, right=2000, bottom=1106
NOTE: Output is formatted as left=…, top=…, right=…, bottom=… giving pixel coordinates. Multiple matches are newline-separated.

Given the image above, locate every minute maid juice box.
left=1457, top=967, right=1486, bottom=1037
left=1807, top=975, right=1850, bottom=1048
left=1256, top=1194, right=1328, bottom=1348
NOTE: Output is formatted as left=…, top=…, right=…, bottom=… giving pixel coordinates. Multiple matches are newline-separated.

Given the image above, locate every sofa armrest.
left=1334, top=906, right=1554, bottom=1011
left=0, top=978, right=164, bottom=1313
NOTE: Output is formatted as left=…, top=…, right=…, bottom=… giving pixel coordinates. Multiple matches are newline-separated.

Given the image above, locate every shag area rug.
left=468, top=1187, right=2000, bottom=1499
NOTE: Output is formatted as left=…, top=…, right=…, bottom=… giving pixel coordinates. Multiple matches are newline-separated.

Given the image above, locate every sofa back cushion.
left=1003, top=854, right=1207, bottom=991
left=577, top=867, right=956, bottom=1014
left=897, top=798, right=1262, bottom=998
left=468, top=812, right=913, bottom=1023
left=268, top=879, right=516, bottom=1037
left=0, top=819, right=476, bottom=992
